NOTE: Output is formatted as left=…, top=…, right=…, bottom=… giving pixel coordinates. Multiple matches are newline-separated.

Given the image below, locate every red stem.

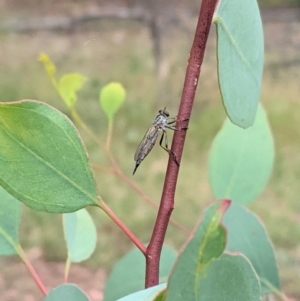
left=145, top=0, right=218, bottom=288
left=17, top=246, right=48, bottom=296
left=101, top=201, right=147, bottom=255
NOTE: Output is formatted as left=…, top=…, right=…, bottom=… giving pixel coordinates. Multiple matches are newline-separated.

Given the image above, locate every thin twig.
left=17, top=245, right=48, bottom=296
left=92, top=164, right=115, bottom=174
left=100, top=200, right=147, bottom=255
left=113, top=167, right=190, bottom=235
left=92, top=162, right=189, bottom=235
left=145, top=0, right=218, bottom=288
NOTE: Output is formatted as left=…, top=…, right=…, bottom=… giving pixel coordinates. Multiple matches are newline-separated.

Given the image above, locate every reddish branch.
left=145, top=0, right=218, bottom=288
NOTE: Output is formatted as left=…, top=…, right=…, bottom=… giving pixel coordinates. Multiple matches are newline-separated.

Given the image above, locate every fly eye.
left=159, top=108, right=169, bottom=117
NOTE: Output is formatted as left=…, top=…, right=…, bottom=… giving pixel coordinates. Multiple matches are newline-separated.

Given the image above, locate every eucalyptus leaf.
left=64, top=209, right=97, bottom=263
left=58, top=74, right=87, bottom=108
left=0, top=100, right=100, bottom=213
left=224, top=203, right=280, bottom=294
left=116, top=284, right=166, bottom=301
left=208, top=104, right=274, bottom=205
left=166, top=200, right=230, bottom=301
left=104, top=246, right=176, bottom=301
left=45, top=284, right=89, bottom=301
left=99, top=82, right=126, bottom=121
left=0, top=187, right=21, bottom=256
left=214, top=0, right=264, bottom=128
left=197, top=253, right=262, bottom=301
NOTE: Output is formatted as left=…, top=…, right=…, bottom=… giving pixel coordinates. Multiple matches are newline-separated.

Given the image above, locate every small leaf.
left=198, top=253, right=262, bottom=301
left=0, top=187, right=21, bottom=256
left=224, top=203, right=280, bottom=294
left=63, top=209, right=97, bottom=263
left=104, top=246, right=176, bottom=301
left=214, top=0, right=264, bottom=128
left=58, top=74, right=87, bottom=108
left=166, top=200, right=230, bottom=301
left=99, top=82, right=126, bottom=121
left=208, top=104, right=274, bottom=205
left=0, top=100, right=100, bottom=213
left=38, top=53, right=56, bottom=78
left=116, top=284, right=166, bottom=301
left=45, top=284, right=89, bottom=301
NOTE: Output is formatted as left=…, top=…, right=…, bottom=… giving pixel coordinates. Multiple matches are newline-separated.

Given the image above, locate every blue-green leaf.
left=116, top=284, right=166, bottom=301
left=63, top=209, right=97, bottom=263
left=104, top=246, right=176, bottom=301
left=0, top=187, right=21, bottom=256
left=214, top=0, right=264, bottom=128
left=224, top=203, right=280, bottom=294
left=197, top=253, right=262, bottom=301
left=45, top=284, right=89, bottom=301
left=166, top=201, right=230, bottom=301
left=208, top=104, right=274, bottom=205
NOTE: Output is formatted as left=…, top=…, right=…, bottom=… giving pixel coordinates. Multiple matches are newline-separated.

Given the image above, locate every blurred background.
left=0, top=0, right=299, bottom=300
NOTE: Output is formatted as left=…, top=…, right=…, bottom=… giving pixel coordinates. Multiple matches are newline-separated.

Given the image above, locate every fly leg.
left=162, top=116, right=190, bottom=165
left=159, top=130, right=180, bottom=166
left=166, top=120, right=178, bottom=131
left=167, top=118, right=177, bottom=125
left=166, top=124, right=188, bottom=131
left=167, top=117, right=189, bottom=131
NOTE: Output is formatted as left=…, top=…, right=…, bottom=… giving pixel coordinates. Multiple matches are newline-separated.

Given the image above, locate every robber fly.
left=133, top=107, right=178, bottom=175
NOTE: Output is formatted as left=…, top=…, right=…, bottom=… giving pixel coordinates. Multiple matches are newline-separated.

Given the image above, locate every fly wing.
left=134, top=125, right=159, bottom=164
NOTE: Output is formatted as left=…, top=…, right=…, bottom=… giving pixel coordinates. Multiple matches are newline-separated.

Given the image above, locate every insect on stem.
left=133, top=108, right=182, bottom=175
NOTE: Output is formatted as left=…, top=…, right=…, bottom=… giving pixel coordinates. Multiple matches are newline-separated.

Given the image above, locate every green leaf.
left=224, top=203, right=280, bottom=294
left=0, top=187, right=21, bottom=256
left=63, top=209, right=97, bottom=263
left=214, top=0, right=264, bottom=128
left=38, top=54, right=87, bottom=108
left=153, top=289, right=166, bottom=301
left=0, top=100, right=100, bottom=213
left=198, top=253, right=262, bottom=301
left=165, top=200, right=230, bottom=301
left=104, top=246, right=176, bottom=301
left=208, top=104, right=274, bottom=205
left=99, top=82, right=126, bottom=121
left=116, top=284, right=166, bottom=301
left=38, top=53, right=56, bottom=78
left=58, top=74, right=87, bottom=108
left=45, top=284, right=89, bottom=301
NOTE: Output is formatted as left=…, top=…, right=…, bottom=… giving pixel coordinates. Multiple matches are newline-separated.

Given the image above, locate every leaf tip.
left=218, top=199, right=231, bottom=216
